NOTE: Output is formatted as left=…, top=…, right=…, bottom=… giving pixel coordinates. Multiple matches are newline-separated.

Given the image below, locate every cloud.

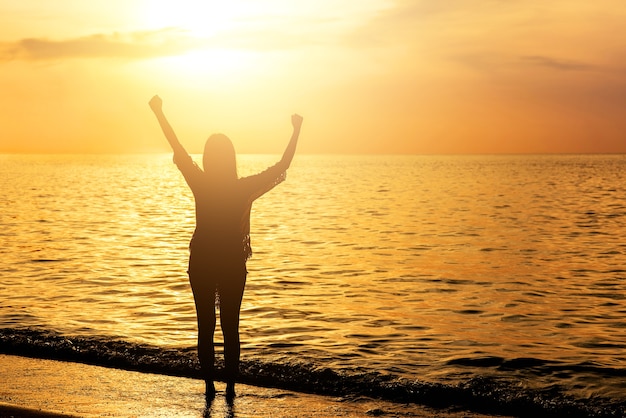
left=521, top=55, right=596, bottom=72
left=0, top=28, right=201, bottom=61
left=0, top=23, right=329, bottom=63
left=452, top=52, right=600, bottom=74
left=344, top=0, right=509, bottom=47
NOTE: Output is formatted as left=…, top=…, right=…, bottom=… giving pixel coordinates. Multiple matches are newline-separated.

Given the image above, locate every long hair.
left=203, top=133, right=237, bottom=181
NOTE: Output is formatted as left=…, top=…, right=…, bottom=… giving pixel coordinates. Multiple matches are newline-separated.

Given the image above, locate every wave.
left=447, top=356, right=626, bottom=379
left=1, top=328, right=624, bottom=417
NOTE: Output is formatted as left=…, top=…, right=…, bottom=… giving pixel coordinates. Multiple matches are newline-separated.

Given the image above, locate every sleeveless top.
left=174, top=154, right=287, bottom=262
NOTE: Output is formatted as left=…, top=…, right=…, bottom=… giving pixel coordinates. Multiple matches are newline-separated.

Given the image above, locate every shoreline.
left=2, top=328, right=624, bottom=417
left=0, top=403, right=74, bottom=418
left=0, top=354, right=500, bottom=418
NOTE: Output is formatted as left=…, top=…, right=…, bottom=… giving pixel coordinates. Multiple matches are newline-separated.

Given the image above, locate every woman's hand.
left=149, top=95, right=163, bottom=113
left=291, top=114, right=303, bottom=130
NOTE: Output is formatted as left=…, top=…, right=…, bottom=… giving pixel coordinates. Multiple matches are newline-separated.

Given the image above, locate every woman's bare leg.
left=189, top=272, right=217, bottom=396
left=218, top=269, right=246, bottom=396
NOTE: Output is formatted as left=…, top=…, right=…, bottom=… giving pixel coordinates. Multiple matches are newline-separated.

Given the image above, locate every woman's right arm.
left=149, top=95, right=188, bottom=160
left=243, top=114, right=303, bottom=200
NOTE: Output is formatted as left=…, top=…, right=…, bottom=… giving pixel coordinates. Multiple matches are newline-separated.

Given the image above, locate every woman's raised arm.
left=149, top=95, right=188, bottom=159
left=279, top=114, right=303, bottom=170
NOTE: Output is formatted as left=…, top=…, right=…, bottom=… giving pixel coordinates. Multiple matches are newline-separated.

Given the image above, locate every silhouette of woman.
left=149, top=95, right=302, bottom=398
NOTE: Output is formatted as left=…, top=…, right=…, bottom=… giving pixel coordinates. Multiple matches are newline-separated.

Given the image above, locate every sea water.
left=1, top=154, right=625, bottom=415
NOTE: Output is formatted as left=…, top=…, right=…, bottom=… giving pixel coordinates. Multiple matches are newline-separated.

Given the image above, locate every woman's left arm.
left=279, top=114, right=303, bottom=170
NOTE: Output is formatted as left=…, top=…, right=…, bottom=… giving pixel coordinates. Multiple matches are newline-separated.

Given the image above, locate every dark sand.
left=0, top=355, right=505, bottom=417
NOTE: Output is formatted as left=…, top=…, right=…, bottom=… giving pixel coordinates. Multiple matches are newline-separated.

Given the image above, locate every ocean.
left=1, top=153, right=625, bottom=416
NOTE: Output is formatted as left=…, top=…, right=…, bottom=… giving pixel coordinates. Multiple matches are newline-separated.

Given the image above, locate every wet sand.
left=0, top=355, right=505, bottom=417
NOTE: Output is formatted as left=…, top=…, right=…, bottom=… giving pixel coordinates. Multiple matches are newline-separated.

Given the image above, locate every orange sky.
left=0, top=0, right=625, bottom=154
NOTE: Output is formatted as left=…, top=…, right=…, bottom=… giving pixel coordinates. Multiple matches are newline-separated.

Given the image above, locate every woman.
left=149, top=95, right=302, bottom=398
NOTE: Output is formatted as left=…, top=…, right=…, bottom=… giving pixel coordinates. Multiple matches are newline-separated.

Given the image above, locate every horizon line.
left=2, top=151, right=626, bottom=156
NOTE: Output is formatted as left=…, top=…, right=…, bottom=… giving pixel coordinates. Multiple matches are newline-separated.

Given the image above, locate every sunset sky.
left=1, top=0, right=625, bottom=154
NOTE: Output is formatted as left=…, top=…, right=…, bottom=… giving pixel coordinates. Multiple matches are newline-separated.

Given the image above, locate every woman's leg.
left=218, top=265, right=247, bottom=394
left=188, top=258, right=217, bottom=394
left=191, top=282, right=216, bottom=381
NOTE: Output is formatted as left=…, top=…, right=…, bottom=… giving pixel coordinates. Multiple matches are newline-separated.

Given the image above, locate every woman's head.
left=203, top=133, right=237, bottom=180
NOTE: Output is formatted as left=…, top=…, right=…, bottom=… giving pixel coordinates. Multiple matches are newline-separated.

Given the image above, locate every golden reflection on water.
left=1, top=154, right=626, bottom=385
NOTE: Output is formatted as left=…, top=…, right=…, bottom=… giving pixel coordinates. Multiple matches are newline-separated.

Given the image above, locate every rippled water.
left=2, top=153, right=626, bottom=406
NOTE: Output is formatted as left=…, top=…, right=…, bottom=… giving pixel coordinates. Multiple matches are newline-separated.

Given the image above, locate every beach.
left=0, top=354, right=502, bottom=417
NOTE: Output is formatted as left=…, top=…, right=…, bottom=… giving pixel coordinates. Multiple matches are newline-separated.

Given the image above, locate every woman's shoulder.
left=237, top=162, right=286, bottom=199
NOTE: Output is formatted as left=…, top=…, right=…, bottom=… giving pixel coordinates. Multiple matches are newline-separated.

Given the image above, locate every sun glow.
left=139, top=1, right=250, bottom=37
left=136, top=1, right=285, bottom=83
left=153, top=49, right=261, bottom=82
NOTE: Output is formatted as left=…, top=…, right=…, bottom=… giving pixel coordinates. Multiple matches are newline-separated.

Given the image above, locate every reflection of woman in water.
left=149, top=95, right=302, bottom=398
